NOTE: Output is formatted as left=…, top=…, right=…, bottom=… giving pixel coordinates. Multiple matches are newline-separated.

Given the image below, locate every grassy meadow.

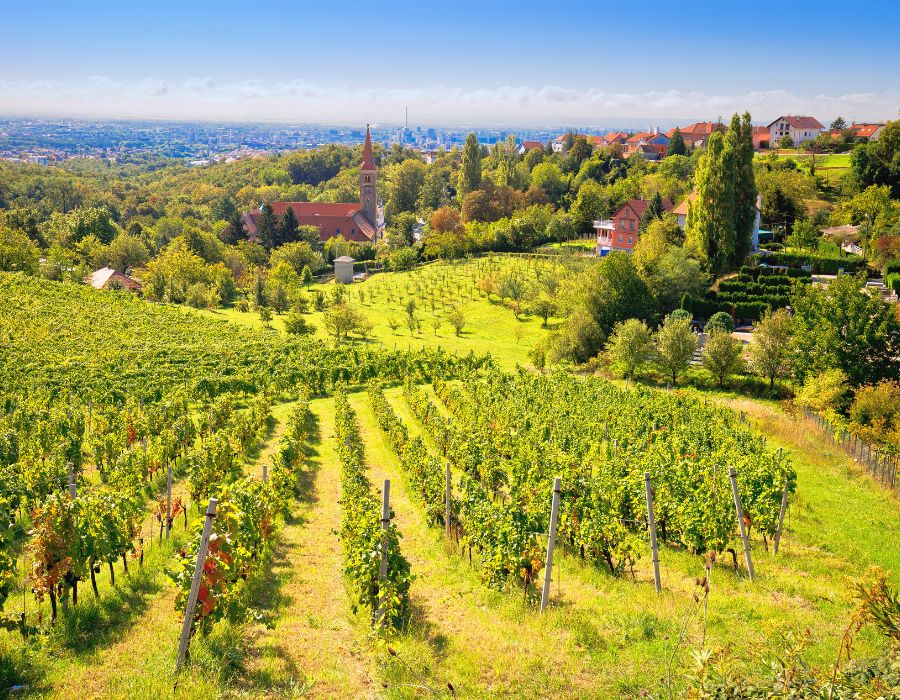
left=199, top=255, right=585, bottom=368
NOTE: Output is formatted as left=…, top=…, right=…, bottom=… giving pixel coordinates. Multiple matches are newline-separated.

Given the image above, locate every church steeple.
left=360, top=124, right=378, bottom=226
left=359, top=124, right=378, bottom=226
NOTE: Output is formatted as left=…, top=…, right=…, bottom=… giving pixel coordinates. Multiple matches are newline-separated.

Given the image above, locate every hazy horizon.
left=2, top=0, right=898, bottom=126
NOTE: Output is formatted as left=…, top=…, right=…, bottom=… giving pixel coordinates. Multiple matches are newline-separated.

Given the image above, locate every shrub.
left=850, top=381, right=900, bottom=433
left=668, top=308, right=693, bottom=324
left=795, top=368, right=850, bottom=414
left=705, top=311, right=735, bottom=334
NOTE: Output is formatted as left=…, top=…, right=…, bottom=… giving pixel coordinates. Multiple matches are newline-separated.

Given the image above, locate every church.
left=242, top=125, right=384, bottom=243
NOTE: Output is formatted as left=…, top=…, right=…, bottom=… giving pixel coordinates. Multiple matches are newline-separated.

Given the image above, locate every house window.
left=618, top=235, right=623, bottom=243
left=351, top=228, right=356, bottom=235
left=337, top=228, right=341, bottom=234
left=628, top=237, right=633, bottom=244
left=629, top=219, right=635, bottom=230
left=619, top=218, right=626, bottom=227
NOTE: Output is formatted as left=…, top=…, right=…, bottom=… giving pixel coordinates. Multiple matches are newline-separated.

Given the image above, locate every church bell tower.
left=359, top=124, right=377, bottom=225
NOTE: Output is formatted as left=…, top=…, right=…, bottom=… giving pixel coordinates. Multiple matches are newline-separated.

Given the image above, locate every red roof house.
left=595, top=197, right=673, bottom=254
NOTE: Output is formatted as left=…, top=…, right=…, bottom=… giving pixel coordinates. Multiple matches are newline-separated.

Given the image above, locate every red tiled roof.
left=615, top=197, right=674, bottom=220
left=665, top=122, right=725, bottom=139
left=850, top=123, right=883, bottom=138
left=767, top=115, right=824, bottom=130
left=520, top=140, right=544, bottom=150
left=244, top=202, right=376, bottom=243
left=361, top=124, right=376, bottom=170
left=626, top=131, right=655, bottom=144
left=751, top=126, right=768, bottom=135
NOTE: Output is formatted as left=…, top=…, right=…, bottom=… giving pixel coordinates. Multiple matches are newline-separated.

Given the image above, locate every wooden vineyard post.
left=444, top=464, right=452, bottom=539
left=378, top=480, right=390, bottom=628
left=773, top=479, right=789, bottom=555
left=262, top=463, right=268, bottom=483
left=540, top=478, right=562, bottom=614
left=175, top=498, right=217, bottom=673
left=729, top=468, right=754, bottom=580
left=67, top=462, right=76, bottom=499
left=165, top=465, right=173, bottom=538
left=644, top=473, right=662, bottom=594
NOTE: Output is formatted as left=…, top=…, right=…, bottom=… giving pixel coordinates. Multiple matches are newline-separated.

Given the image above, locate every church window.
left=365, top=175, right=371, bottom=183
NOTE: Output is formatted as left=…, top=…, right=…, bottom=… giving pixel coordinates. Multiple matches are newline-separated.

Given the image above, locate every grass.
left=197, top=255, right=583, bottom=369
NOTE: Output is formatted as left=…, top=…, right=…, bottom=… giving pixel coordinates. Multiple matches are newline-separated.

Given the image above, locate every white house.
left=768, top=116, right=824, bottom=146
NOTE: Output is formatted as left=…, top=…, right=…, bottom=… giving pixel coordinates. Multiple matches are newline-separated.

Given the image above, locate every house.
left=622, top=131, right=668, bottom=159
left=334, top=255, right=355, bottom=284
left=848, top=123, right=884, bottom=141
left=594, top=197, right=673, bottom=255
left=665, top=122, right=726, bottom=148
left=85, top=267, right=142, bottom=293
left=768, top=116, right=824, bottom=146
left=517, top=140, right=544, bottom=155
left=596, top=131, right=629, bottom=147
left=551, top=134, right=568, bottom=153
left=751, top=126, right=770, bottom=150
left=672, top=192, right=762, bottom=252
left=243, top=125, right=384, bottom=244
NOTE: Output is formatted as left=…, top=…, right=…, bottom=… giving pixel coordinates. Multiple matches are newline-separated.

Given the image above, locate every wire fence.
left=801, top=407, right=898, bottom=492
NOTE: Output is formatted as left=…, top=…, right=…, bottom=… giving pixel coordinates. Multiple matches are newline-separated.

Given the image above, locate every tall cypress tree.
left=686, top=131, right=736, bottom=275
left=640, top=190, right=665, bottom=226
left=732, top=112, right=758, bottom=265
left=458, top=132, right=483, bottom=198
left=256, top=203, right=276, bottom=251
left=667, top=127, right=686, bottom=157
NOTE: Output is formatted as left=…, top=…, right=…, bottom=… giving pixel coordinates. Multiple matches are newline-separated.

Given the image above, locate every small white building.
left=334, top=255, right=355, bottom=284
left=768, top=116, right=824, bottom=146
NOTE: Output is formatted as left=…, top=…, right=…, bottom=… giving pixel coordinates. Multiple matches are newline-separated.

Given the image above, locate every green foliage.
left=791, top=275, right=900, bottom=386
left=0, top=227, right=40, bottom=274
left=747, top=308, right=794, bottom=390
left=705, top=311, right=735, bottom=334
left=334, top=391, right=410, bottom=627
left=701, top=329, right=745, bottom=387
left=654, top=315, right=697, bottom=385
left=605, top=318, right=654, bottom=379
left=458, top=132, right=483, bottom=199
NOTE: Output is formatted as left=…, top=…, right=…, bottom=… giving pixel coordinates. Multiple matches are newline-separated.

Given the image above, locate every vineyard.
left=0, top=271, right=897, bottom=698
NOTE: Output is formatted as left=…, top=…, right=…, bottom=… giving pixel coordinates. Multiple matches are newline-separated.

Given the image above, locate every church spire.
left=361, top=124, right=376, bottom=171
left=359, top=124, right=378, bottom=226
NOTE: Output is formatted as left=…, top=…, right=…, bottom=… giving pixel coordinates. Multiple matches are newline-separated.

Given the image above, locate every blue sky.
left=1, top=0, right=898, bottom=125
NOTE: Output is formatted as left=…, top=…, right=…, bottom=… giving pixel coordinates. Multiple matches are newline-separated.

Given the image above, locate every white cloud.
left=0, top=76, right=896, bottom=125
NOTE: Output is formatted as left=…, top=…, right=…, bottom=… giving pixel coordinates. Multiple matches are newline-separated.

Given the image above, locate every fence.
left=801, top=407, right=898, bottom=492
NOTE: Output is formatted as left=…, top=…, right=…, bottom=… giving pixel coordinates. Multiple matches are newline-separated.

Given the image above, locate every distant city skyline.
left=2, top=0, right=898, bottom=125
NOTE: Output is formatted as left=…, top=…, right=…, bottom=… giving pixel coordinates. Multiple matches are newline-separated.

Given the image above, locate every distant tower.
left=360, top=124, right=377, bottom=225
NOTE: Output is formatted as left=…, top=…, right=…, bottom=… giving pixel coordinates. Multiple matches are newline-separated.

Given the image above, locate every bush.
left=284, top=310, right=314, bottom=336
left=668, top=308, right=692, bottom=324
left=768, top=251, right=867, bottom=275
left=185, top=283, right=210, bottom=309
left=850, top=381, right=900, bottom=432
left=705, top=311, right=735, bottom=334
left=795, top=368, right=850, bottom=414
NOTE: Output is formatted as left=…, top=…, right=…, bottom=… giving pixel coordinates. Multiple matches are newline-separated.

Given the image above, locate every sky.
left=1, top=0, right=899, bottom=127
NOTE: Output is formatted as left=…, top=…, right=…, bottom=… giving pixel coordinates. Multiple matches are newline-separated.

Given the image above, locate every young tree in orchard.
left=447, top=305, right=466, bottom=336
left=654, top=314, right=697, bottom=385
left=457, top=132, right=483, bottom=199
left=686, top=131, right=736, bottom=274
left=255, top=203, right=276, bottom=251
left=701, top=329, right=745, bottom=387
left=667, top=127, right=686, bottom=156
left=747, top=308, right=794, bottom=390
left=606, top=318, right=654, bottom=379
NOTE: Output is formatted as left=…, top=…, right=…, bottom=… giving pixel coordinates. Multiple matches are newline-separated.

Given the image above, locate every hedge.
left=766, top=251, right=868, bottom=275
